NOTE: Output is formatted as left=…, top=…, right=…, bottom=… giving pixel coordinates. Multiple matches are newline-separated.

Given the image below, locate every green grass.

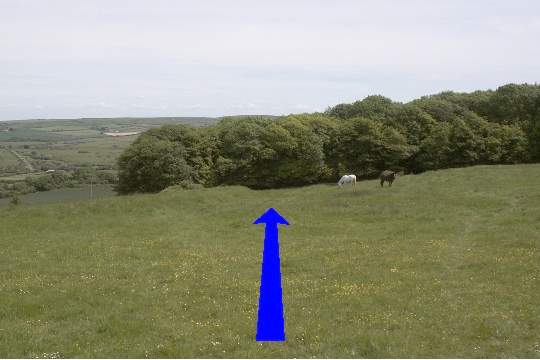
left=0, top=128, right=72, bottom=142
left=0, top=185, right=115, bottom=206
left=0, top=149, right=21, bottom=166
left=0, top=165, right=539, bottom=358
left=0, top=148, right=25, bottom=174
left=0, top=172, right=46, bottom=182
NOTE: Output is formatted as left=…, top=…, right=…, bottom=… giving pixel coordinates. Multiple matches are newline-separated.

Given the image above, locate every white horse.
left=338, top=174, right=356, bottom=191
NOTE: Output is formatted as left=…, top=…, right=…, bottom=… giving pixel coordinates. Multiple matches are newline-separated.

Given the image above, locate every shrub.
left=117, top=136, right=193, bottom=194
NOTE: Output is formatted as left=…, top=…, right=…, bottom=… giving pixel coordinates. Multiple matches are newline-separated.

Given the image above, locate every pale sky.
left=1, top=0, right=539, bottom=120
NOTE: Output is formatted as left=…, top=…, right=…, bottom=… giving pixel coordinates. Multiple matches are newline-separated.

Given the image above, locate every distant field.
left=0, top=128, right=70, bottom=142
left=19, top=137, right=135, bottom=168
left=0, top=165, right=538, bottom=357
left=0, top=117, right=219, bottom=178
left=0, top=172, right=46, bottom=182
left=0, top=148, right=25, bottom=173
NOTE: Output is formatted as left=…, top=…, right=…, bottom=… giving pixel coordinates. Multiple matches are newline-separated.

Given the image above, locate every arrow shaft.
left=262, top=225, right=281, bottom=270
left=256, top=223, right=285, bottom=341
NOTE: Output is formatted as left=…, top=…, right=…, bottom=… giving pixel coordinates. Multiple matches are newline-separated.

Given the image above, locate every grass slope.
left=0, top=185, right=115, bottom=206
left=0, top=165, right=539, bottom=358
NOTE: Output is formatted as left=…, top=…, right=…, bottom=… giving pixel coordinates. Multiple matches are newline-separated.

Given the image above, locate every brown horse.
left=379, top=170, right=398, bottom=187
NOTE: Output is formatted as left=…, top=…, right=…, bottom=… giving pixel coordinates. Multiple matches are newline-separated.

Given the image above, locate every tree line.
left=117, top=83, right=539, bottom=194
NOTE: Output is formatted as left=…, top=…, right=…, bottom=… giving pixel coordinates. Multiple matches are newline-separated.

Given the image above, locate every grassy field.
left=0, top=185, right=115, bottom=206
left=28, top=137, right=136, bottom=168
left=0, top=164, right=539, bottom=357
left=0, top=148, right=25, bottom=173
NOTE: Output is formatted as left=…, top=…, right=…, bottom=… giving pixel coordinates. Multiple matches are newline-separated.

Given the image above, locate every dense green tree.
left=142, top=124, right=218, bottom=185
left=117, top=137, right=192, bottom=194
left=334, top=117, right=414, bottom=177
left=11, top=181, right=35, bottom=195
left=326, top=95, right=398, bottom=122
left=447, top=118, right=483, bottom=166
left=389, top=104, right=437, bottom=145
left=213, top=117, right=267, bottom=186
left=412, top=122, right=453, bottom=171
left=215, top=117, right=324, bottom=188
left=425, top=90, right=493, bottom=117
left=483, top=124, right=529, bottom=164
left=484, top=84, right=540, bottom=160
left=428, top=84, right=540, bottom=161
left=25, top=171, right=71, bottom=192
left=286, top=113, right=340, bottom=179
left=411, top=97, right=467, bottom=123
left=324, top=103, right=356, bottom=120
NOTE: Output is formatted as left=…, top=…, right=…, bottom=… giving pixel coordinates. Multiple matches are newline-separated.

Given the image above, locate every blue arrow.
left=253, top=207, right=289, bottom=342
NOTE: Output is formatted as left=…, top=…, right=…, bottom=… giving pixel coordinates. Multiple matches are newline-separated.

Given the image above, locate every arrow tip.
left=253, top=208, right=289, bottom=225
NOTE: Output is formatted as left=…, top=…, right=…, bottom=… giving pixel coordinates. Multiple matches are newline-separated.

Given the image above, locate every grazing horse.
left=338, top=174, right=357, bottom=191
left=379, top=170, right=398, bottom=187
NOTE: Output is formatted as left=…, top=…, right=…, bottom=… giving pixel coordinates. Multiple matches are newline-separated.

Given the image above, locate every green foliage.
left=412, top=97, right=469, bottom=123
left=325, top=95, right=398, bottom=121
left=116, top=83, right=540, bottom=193
left=215, top=117, right=325, bottom=188
left=143, top=124, right=218, bottom=185
left=415, top=83, right=540, bottom=161
left=389, top=104, right=437, bottom=145
left=213, top=117, right=267, bottom=185
left=285, top=113, right=341, bottom=179
left=96, top=171, right=118, bottom=184
left=412, top=122, right=453, bottom=171
left=117, top=136, right=193, bottom=194
left=0, top=169, right=117, bottom=199
left=483, top=124, right=529, bottom=163
left=25, top=171, right=71, bottom=192
left=484, top=84, right=540, bottom=161
left=447, top=117, right=483, bottom=166
left=334, top=117, right=415, bottom=176
left=410, top=115, right=529, bottom=172
left=10, top=181, right=35, bottom=195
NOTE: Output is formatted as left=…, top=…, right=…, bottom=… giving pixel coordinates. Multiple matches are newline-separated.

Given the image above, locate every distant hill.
left=218, top=114, right=280, bottom=120
left=0, top=116, right=218, bottom=126
left=1, top=115, right=281, bottom=125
